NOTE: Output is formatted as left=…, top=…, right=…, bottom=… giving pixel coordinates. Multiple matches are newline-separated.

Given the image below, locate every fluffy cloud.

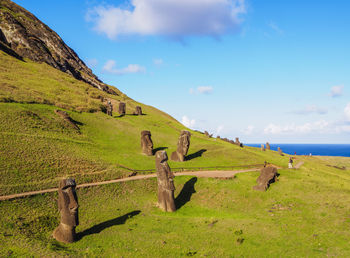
left=216, top=125, right=224, bottom=135
left=102, top=60, right=146, bottom=75
left=345, top=103, right=350, bottom=121
left=292, top=105, right=328, bottom=115
left=181, top=115, right=196, bottom=128
left=190, top=86, right=213, bottom=95
left=329, top=85, right=344, bottom=98
left=242, top=125, right=254, bottom=135
left=263, top=120, right=330, bottom=135
left=153, top=58, right=163, bottom=65
left=87, top=0, right=246, bottom=39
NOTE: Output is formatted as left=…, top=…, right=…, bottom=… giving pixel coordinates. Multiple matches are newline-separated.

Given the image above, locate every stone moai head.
left=155, top=151, right=176, bottom=212
left=235, top=137, right=240, bottom=144
left=141, top=130, right=153, bottom=156
left=135, top=106, right=142, bottom=115
left=177, top=130, right=191, bottom=156
left=253, top=166, right=278, bottom=191
left=119, top=102, right=126, bottom=115
left=261, top=144, right=265, bottom=151
left=266, top=142, right=271, bottom=150
left=278, top=147, right=284, bottom=156
left=53, top=178, right=79, bottom=243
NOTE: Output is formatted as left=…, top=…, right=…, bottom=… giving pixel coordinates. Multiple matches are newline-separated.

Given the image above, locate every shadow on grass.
left=153, top=147, right=168, bottom=155
left=175, top=177, right=197, bottom=210
left=185, top=149, right=207, bottom=161
left=77, top=210, right=141, bottom=240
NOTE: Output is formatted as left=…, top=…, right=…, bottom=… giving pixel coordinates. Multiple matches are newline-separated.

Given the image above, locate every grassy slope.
left=1, top=51, right=350, bottom=256
left=0, top=50, right=286, bottom=195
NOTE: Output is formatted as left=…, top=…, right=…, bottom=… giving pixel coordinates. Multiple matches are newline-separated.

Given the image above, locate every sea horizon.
left=245, top=143, right=350, bottom=157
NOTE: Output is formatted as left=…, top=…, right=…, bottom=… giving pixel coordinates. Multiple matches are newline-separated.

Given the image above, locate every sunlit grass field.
left=1, top=49, right=350, bottom=257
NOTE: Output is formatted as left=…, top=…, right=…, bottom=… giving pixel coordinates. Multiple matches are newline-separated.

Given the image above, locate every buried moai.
left=141, top=130, right=153, bottom=156
left=261, top=144, right=265, bottom=151
left=106, top=100, right=113, bottom=116
left=278, top=147, right=284, bottom=156
left=155, top=150, right=176, bottom=212
left=253, top=166, right=278, bottom=191
left=235, top=137, right=240, bottom=145
left=53, top=178, right=79, bottom=243
left=171, top=130, right=191, bottom=162
left=134, top=106, right=143, bottom=115
left=266, top=142, right=271, bottom=150
left=118, top=102, right=126, bottom=116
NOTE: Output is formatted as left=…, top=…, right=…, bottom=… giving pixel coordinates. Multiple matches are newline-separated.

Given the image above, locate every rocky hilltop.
left=0, top=0, right=117, bottom=95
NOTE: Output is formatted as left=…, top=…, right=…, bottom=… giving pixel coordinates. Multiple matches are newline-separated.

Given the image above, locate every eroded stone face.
left=134, top=106, right=142, bottom=115
left=266, top=142, right=271, bottom=150
left=53, top=178, right=79, bottom=243
left=171, top=131, right=191, bottom=162
left=141, top=130, right=153, bottom=156
left=155, top=151, right=176, bottom=212
left=278, top=147, right=284, bottom=156
left=261, top=144, right=265, bottom=151
left=119, top=102, right=126, bottom=115
left=253, top=167, right=278, bottom=191
left=106, top=100, right=113, bottom=116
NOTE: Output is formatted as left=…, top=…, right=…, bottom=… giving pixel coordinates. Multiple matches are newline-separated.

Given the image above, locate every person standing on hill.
left=288, top=157, right=293, bottom=168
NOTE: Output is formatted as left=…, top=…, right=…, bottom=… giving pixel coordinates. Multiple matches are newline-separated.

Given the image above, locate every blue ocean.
left=245, top=144, right=350, bottom=157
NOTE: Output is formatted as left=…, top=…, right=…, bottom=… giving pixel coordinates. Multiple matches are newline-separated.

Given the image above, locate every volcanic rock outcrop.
left=0, top=0, right=116, bottom=94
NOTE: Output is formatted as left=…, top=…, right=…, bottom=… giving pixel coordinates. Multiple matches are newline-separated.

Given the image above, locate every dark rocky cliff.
left=0, top=0, right=117, bottom=95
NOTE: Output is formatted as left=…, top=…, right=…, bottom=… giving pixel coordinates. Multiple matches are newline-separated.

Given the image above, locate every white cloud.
left=242, top=125, right=254, bottom=135
left=268, top=21, right=283, bottom=34
left=181, top=115, right=196, bottom=128
left=102, top=60, right=146, bottom=75
left=216, top=125, right=224, bottom=135
left=190, top=86, right=213, bottom=95
left=87, top=0, right=246, bottom=39
left=153, top=58, right=163, bottom=65
left=292, top=105, right=328, bottom=115
left=345, top=103, right=350, bottom=121
left=86, top=58, right=98, bottom=68
left=330, top=85, right=344, bottom=98
left=263, top=120, right=330, bottom=135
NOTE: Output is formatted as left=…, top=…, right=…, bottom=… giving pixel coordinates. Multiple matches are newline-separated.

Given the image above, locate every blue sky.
left=14, top=0, right=350, bottom=143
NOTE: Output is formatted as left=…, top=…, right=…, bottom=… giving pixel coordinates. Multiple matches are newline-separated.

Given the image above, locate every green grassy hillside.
left=1, top=49, right=350, bottom=257
left=0, top=50, right=287, bottom=195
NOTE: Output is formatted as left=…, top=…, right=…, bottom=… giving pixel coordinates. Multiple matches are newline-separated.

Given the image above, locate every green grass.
left=1, top=45, right=350, bottom=256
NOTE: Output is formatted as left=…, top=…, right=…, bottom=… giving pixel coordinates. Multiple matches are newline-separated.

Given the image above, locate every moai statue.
left=253, top=167, right=278, bottom=191
left=171, top=130, right=191, bottom=162
left=141, top=130, right=153, bottom=156
left=134, top=106, right=142, bottom=115
left=261, top=144, right=265, bottom=151
left=155, top=151, right=176, bottom=212
left=204, top=131, right=209, bottom=137
left=106, top=100, right=113, bottom=116
left=278, top=147, right=284, bottom=156
left=266, top=142, right=271, bottom=150
left=118, top=102, right=126, bottom=116
left=53, top=178, right=79, bottom=243
left=235, top=137, right=240, bottom=145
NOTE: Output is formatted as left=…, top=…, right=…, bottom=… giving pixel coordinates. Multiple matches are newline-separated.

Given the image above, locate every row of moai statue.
left=216, top=135, right=243, bottom=147
left=53, top=150, right=177, bottom=243
left=261, top=143, right=284, bottom=155
left=141, top=130, right=191, bottom=162
left=106, top=100, right=143, bottom=117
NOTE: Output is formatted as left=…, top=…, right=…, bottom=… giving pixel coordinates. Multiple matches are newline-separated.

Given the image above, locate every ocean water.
left=245, top=144, right=350, bottom=157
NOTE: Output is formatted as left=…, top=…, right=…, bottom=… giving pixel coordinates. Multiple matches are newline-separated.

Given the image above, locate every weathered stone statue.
left=171, top=130, right=191, bottom=162
left=155, top=151, right=176, bottom=212
left=266, top=142, right=271, bottom=150
left=235, top=137, right=240, bottom=145
left=204, top=131, right=209, bottom=137
left=278, top=147, right=284, bottom=156
left=106, top=100, right=113, bottom=116
left=118, top=102, right=126, bottom=116
left=261, top=144, right=265, bottom=151
left=253, top=167, right=278, bottom=191
left=53, top=178, right=79, bottom=243
left=134, top=106, right=142, bottom=115
left=141, top=130, right=153, bottom=156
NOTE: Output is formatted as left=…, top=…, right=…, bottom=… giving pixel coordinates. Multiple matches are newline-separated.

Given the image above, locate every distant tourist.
left=288, top=157, right=293, bottom=168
